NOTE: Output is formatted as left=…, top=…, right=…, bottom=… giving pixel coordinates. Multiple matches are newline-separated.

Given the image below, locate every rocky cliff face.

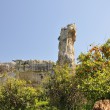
left=57, top=24, right=76, bottom=70
left=0, top=62, right=15, bottom=73
left=0, top=24, right=76, bottom=84
left=0, top=60, right=55, bottom=85
left=13, top=60, right=55, bottom=72
left=12, top=60, right=54, bottom=85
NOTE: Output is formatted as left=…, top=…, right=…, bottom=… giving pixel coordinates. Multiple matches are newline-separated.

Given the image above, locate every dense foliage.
left=43, top=65, right=84, bottom=110
left=76, top=39, right=110, bottom=108
left=0, top=78, right=37, bottom=110
left=0, top=39, right=110, bottom=110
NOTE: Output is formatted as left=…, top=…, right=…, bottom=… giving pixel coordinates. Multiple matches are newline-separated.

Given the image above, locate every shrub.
left=76, top=39, right=110, bottom=108
left=0, top=78, right=37, bottom=110
left=43, top=65, right=83, bottom=110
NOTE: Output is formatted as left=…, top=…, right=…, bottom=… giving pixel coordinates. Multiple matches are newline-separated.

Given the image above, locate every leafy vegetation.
left=76, top=39, right=110, bottom=109
left=0, top=39, right=110, bottom=110
left=0, top=78, right=38, bottom=110
left=43, top=65, right=81, bottom=110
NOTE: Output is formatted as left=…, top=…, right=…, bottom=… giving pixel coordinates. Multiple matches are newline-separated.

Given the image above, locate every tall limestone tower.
left=58, top=24, right=76, bottom=71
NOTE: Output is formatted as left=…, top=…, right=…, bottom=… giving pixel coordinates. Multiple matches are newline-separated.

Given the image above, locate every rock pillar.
left=57, top=24, right=76, bottom=71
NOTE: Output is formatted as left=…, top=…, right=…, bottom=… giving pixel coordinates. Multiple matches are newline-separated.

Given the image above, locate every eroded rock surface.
left=58, top=24, right=76, bottom=70
left=93, top=99, right=110, bottom=110
left=13, top=60, right=55, bottom=72
left=0, top=24, right=76, bottom=84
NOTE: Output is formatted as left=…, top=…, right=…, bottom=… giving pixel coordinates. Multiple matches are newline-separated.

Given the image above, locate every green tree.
left=0, top=78, right=37, bottom=110
left=43, top=65, right=83, bottom=110
left=76, top=39, right=110, bottom=108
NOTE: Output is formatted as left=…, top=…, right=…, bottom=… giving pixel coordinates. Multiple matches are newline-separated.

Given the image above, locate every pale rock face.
left=58, top=24, right=76, bottom=70
left=0, top=24, right=77, bottom=84
left=93, top=99, right=110, bottom=110
left=0, top=62, right=16, bottom=72
left=12, top=60, right=55, bottom=85
left=13, top=60, right=55, bottom=72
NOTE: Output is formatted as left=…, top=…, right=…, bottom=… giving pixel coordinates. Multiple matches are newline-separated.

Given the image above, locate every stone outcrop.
left=57, top=24, right=76, bottom=70
left=13, top=60, right=55, bottom=72
left=0, top=23, right=76, bottom=84
left=12, top=60, right=55, bottom=84
left=93, top=99, right=110, bottom=110
left=0, top=62, right=15, bottom=73
left=0, top=60, right=55, bottom=85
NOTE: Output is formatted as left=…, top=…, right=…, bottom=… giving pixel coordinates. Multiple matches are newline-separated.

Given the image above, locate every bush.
left=76, top=39, right=110, bottom=108
left=43, top=65, right=83, bottom=110
left=0, top=78, right=37, bottom=110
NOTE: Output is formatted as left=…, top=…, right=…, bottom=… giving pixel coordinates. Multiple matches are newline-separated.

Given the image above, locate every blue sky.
left=0, top=0, right=110, bottom=62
